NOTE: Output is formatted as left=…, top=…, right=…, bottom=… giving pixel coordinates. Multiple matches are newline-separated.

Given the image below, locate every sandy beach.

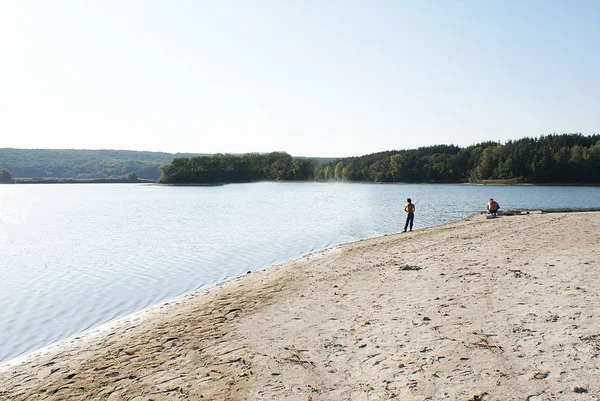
left=1, top=212, right=600, bottom=400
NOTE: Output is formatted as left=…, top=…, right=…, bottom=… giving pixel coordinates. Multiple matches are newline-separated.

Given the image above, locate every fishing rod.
left=414, top=194, right=424, bottom=205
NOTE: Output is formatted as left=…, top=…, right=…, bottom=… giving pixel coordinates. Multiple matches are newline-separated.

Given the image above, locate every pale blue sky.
left=1, top=1, right=598, bottom=157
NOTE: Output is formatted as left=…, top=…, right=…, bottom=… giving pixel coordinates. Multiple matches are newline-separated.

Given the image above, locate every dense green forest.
left=325, top=134, right=600, bottom=183
left=159, top=134, right=600, bottom=184
left=0, top=149, right=204, bottom=180
left=159, top=152, right=321, bottom=184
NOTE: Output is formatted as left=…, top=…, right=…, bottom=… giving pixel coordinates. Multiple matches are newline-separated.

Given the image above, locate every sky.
left=1, top=1, right=599, bottom=157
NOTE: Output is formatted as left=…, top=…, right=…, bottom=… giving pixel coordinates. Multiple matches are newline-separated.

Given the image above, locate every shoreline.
left=2, top=212, right=600, bottom=400
left=0, top=210, right=487, bottom=369
left=0, top=210, right=494, bottom=371
left=11, top=178, right=156, bottom=184
left=0, top=240, right=346, bottom=372
left=4, top=179, right=600, bottom=187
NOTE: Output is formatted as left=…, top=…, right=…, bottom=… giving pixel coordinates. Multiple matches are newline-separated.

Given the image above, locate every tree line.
left=158, top=134, right=600, bottom=184
left=158, top=152, right=322, bottom=184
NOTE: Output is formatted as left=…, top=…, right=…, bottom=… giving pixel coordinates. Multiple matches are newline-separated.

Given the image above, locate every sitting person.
left=486, top=198, right=500, bottom=216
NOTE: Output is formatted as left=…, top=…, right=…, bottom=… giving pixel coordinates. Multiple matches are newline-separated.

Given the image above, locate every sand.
left=1, top=212, right=600, bottom=400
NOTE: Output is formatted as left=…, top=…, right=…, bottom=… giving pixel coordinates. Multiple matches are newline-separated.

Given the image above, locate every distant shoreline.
left=12, top=178, right=156, bottom=184
left=4, top=178, right=600, bottom=186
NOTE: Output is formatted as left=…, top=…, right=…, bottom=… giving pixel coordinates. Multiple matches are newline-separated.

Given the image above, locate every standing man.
left=403, top=198, right=415, bottom=232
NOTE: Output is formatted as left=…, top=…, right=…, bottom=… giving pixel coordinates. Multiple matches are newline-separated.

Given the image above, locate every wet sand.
left=1, top=212, right=600, bottom=400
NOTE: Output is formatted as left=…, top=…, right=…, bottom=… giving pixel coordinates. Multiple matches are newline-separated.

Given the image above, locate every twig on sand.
left=360, top=353, right=381, bottom=365
left=156, top=375, right=187, bottom=385
left=471, top=330, right=498, bottom=337
left=147, top=386, right=184, bottom=395
left=214, top=358, right=242, bottom=366
left=281, top=356, right=316, bottom=367
left=283, top=346, right=309, bottom=353
left=469, top=338, right=503, bottom=353
left=399, top=265, right=422, bottom=271
left=219, top=346, right=248, bottom=356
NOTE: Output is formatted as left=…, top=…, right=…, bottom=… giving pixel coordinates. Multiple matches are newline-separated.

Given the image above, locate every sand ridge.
left=1, top=212, right=600, bottom=400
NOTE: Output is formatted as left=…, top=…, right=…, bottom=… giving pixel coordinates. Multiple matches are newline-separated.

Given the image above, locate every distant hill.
left=0, top=149, right=205, bottom=180
left=0, top=149, right=338, bottom=181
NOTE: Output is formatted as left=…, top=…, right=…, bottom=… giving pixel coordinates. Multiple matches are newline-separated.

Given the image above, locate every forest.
left=158, top=152, right=323, bottom=184
left=158, top=134, right=600, bottom=184
left=0, top=149, right=204, bottom=180
left=2, top=134, right=599, bottom=184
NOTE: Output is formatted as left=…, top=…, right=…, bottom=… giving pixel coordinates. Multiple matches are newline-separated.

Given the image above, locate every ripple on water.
left=1, top=183, right=599, bottom=364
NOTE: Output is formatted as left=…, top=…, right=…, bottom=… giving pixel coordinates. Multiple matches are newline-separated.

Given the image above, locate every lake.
left=1, top=182, right=599, bottom=364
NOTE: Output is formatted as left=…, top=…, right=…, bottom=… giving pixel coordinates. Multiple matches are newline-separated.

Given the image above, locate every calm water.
left=1, top=182, right=599, bottom=364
